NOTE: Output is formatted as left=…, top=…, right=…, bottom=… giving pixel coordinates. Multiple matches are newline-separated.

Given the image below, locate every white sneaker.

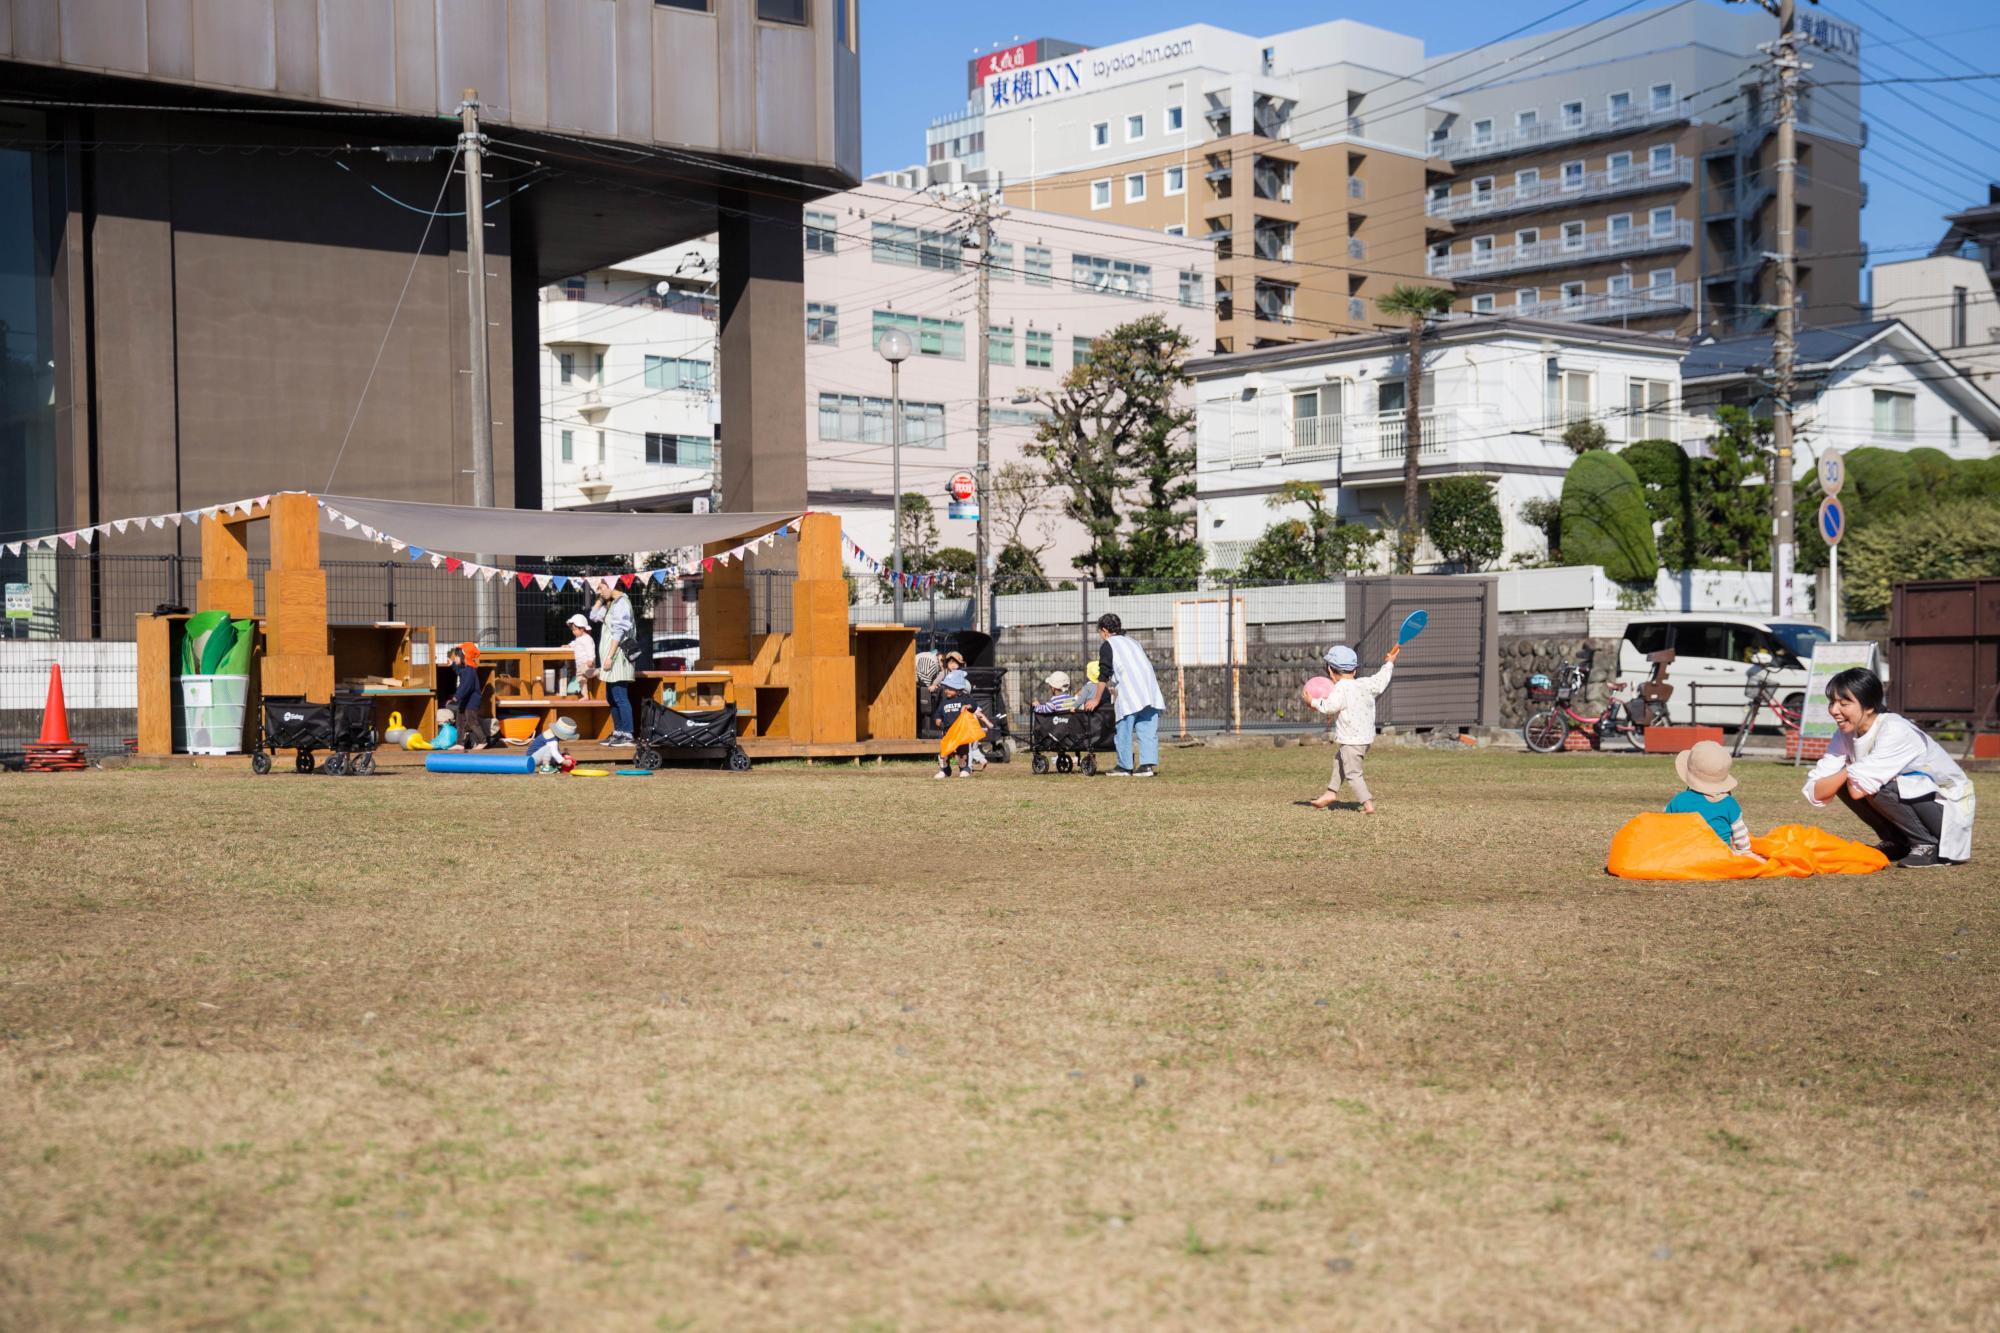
left=955, top=768, right=971, bottom=778
left=933, top=768, right=949, bottom=780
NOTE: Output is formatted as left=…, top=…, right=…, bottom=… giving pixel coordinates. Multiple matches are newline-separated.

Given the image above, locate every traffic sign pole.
left=1817, top=493, right=1844, bottom=635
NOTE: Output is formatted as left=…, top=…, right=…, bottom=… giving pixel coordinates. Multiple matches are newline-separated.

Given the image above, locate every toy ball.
left=558, top=754, right=576, bottom=773
left=1302, top=675, right=1335, bottom=706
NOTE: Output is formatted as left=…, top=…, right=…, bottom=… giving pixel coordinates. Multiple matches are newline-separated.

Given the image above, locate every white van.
left=1617, top=614, right=1832, bottom=727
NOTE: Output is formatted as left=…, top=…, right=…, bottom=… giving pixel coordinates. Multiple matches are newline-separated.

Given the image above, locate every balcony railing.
left=1435, top=102, right=1688, bottom=163
left=1511, top=282, right=1694, bottom=324
left=1201, top=406, right=1499, bottom=472
left=1428, top=158, right=1691, bottom=223
left=1428, top=220, right=1694, bottom=279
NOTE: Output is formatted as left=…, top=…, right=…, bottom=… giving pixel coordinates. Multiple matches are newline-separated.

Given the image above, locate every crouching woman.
left=1802, top=668, right=1975, bottom=868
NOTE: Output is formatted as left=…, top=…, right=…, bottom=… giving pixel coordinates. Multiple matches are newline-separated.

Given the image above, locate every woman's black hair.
left=1825, top=667, right=1884, bottom=712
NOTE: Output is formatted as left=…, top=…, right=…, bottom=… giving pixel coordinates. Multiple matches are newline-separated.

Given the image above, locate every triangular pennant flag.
left=516, top=571, right=534, bottom=588
left=169, top=513, right=183, bottom=526
left=429, top=553, right=444, bottom=568
left=341, top=516, right=358, bottom=530
left=619, top=573, right=635, bottom=589
left=60, top=531, right=78, bottom=549
left=255, top=495, right=271, bottom=508
left=552, top=575, right=568, bottom=592
left=701, top=557, right=715, bottom=573
left=112, top=519, right=128, bottom=535
left=3, top=542, right=17, bottom=557
left=535, top=574, right=553, bottom=591
left=150, top=515, right=166, bottom=529
left=390, top=540, right=406, bottom=552
left=482, top=567, right=501, bottom=582
left=444, top=557, right=462, bottom=572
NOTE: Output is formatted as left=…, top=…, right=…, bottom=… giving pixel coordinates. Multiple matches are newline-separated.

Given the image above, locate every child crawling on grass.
left=1307, top=642, right=1399, bottom=813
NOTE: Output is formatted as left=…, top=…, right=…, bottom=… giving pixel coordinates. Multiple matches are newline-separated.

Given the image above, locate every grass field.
left=2, top=746, right=1996, bottom=1330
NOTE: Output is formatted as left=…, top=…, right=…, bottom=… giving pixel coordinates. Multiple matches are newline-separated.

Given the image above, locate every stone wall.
left=1497, top=635, right=1623, bottom=727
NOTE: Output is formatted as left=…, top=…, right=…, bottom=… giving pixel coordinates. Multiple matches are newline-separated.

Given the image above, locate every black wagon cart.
left=249, top=691, right=378, bottom=775
left=634, top=699, right=752, bottom=772
left=1028, top=706, right=1114, bottom=775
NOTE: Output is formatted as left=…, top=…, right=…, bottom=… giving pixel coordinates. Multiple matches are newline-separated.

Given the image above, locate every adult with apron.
left=589, top=583, right=639, bottom=747
left=1802, top=667, right=1975, bottom=868
left=1095, top=613, right=1166, bottom=778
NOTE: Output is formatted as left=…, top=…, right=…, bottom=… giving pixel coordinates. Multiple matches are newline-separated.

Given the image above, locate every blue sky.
left=860, top=0, right=2000, bottom=295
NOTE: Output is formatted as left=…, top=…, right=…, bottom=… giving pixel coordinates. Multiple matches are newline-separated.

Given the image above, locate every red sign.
left=947, top=471, right=977, bottom=502
left=975, top=42, right=1037, bottom=87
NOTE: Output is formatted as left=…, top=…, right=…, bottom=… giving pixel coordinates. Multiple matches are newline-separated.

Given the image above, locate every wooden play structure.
left=134, top=499, right=921, bottom=762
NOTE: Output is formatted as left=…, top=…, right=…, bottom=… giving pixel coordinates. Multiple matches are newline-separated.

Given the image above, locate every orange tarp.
left=1607, top=813, right=1890, bottom=880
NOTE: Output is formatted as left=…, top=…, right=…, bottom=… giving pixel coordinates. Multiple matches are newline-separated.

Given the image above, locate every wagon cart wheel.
left=1522, top=710, right=1568, bottom=754
left=1056, top=754, right=1072, bottom=773
left=1081, top=752, right=1097, bottom=776
left=726, top=747, right=753, bottom=773
left=295, top=750, right=316, bottom=774
left=993, top=736, right=1015, bottom=764
left=1032, top=753, right=1050, bottom=774
left=250, top=752, right=272, bottom=775
left=323, top=753, right=348, bottom=777
left=635, top=746, right=662, bottom=771
left=356, top=753, right=376, bottom=776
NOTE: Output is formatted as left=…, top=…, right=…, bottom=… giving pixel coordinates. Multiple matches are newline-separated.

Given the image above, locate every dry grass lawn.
left=1, top=745, right=1996, bottom=1330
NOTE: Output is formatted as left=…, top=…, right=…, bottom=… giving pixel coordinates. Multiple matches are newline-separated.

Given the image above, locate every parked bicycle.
left=1522, top=649, right=1667, bottom=753
left=1731, top=652, right=1806, bottom=757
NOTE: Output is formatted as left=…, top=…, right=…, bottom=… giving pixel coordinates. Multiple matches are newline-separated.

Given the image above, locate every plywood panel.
left=262, top=653, right=334, bottom=702
left=136, top=615, right=176, bottom=754
left=264, top=570, right=328, bottom=657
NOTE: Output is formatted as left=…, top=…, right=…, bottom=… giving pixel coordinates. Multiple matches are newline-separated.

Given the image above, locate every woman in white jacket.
left=1802, top=668, right=1975, bottom=868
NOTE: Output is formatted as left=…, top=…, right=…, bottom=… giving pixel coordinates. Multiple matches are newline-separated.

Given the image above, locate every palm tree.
left=1374, top=284, right=1456, bottom=572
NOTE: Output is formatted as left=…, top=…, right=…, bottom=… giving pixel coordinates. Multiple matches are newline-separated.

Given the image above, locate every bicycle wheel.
left=1601, top=705, right=1645, bottom=752
left=1523, top=710, right=1569, bottom=754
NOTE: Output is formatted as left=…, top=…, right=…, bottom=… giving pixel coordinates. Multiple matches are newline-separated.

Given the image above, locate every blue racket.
left=1397, top=609, right=1429, bottom=645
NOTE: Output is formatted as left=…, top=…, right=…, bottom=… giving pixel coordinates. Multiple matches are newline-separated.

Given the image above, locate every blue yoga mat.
left=424, top=753, right=537, bottom=775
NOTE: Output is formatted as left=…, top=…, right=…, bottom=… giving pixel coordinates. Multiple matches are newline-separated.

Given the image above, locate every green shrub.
left=1424, top=476, right=1504, bottom=572
left=1560, top=450, right=1659, bottom=584
left=1841, top=500, right=2000, bottom=615
left=1621, top=438, right=1695, bottom=570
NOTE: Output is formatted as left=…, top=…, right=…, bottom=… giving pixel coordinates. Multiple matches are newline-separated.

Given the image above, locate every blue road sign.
left=1818, top=496, right=1844, bottom=546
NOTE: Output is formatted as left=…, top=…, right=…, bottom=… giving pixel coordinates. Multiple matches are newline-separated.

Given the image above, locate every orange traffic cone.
left=25, top=663, right=87, bottom=771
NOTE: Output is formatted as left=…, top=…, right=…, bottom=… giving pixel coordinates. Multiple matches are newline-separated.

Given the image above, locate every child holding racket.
left=1308, top=642, right=1400, bottom=812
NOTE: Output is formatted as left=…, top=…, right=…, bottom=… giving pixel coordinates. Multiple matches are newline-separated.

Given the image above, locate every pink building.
left=803, top=183, right=1213, bottom=580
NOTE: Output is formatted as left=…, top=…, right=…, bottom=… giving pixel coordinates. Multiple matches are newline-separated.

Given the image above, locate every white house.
left=539, top=243, right=720, bottom=513
left=1189, top=317, right=1691, bottom=570
left=1870, top=256, right=2000, bottom=396
left=1679, top=318, right=2000, bottom=466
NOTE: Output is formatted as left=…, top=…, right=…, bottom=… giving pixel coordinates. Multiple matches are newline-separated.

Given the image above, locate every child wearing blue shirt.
left=1665, top=739, right=1755, bottom=854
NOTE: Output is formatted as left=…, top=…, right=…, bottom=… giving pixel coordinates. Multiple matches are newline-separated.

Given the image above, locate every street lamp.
left=876, top=328, right=914, bottom=624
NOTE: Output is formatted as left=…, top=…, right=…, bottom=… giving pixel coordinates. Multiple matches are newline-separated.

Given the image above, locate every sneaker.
left=535, top=763, right=556, bottom=775
left=1873, top=841, right=1911, bottom=862
left=1135, top=765, right=1157, bottom=778
left=955, top=768, right=971, bottom=779
left=933, top=768, right=950, bottom=780
left=607, top=732, right=634, bottom=747
left=1108, top=767, right=1134, bottom=778
left=1899, top=844, right=1943, bottom=869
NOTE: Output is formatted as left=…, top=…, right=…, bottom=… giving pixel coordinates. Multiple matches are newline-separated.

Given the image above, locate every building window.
left=1609, top=272, right=1633, bottom=296
left=1165, top=165, right=1186, bottom=195
left=872, top=310, right=965, bottom=359
left=817, top=393, right=947, bottom=447
left=991, top=407, right=1049, bottom=428
left=1561, top=281, right=1585, bottom=308
left=1608, top=213, right=1633, bottom=242
left=1650, top=82, right=1674, bottom=112
left=560, top=429, right=574, bottom=462
left=1472, top=176, right=1494, bottom=203
left=645, top=433, right=713, bottom=468
left=1348, top=296, right=1367, bottom=321
left=805, top=210, right=837, bottom=253
left=987, top=239, right=1014, bottom=282
left=1627, top=378, right=1671, bottom=439
left=1953, top=286, right=1969, bottom=346
left=1561, top=159, right=1584, bottom=190
left=596, top=430, right=606, bottom=463
left=1649, top=206, right=1675, bottom=237
left=806, top=301, right=838, bottom=344
left=1562, top=221, right=1585, bottom=250
left=1073, top=336, right=1096, bottom=368
left=657, top=0, right=711, bottom=10
left=1516, top=288, right=1538, bottom=309
left=988, top=326, right=1015, bottom=365
left=1179, top=269, right=1202, bottom=307
left=1516, top=108, right=1538, bottom=130
left=1025, top=329, right=1054, bottom=368
left=1429, top=183, right=1449, bottom=209
left=561, top=275, right=588, bottom=299
left=1091, top=179, right=1112, bottom=209
left=756, top=0, right=806, bottom=24
left=1608, top=150, right=1633, bottom=179
left=1471, top=235, right=1494, bottom=263
left=1649, top=144, right=1675, bottom=176
left=644, top=356, right=713, bottom=391
left=1025, top=245, right=1053, bottom=286
left=1166, top=104, right=1184, bottom=132
left=1516, top=227, right=1540, bottom=248
left=1516, top=167, right=1540, bottom=191
left=1608, top=90, right=1632, bottom=119
left=871, top=223, right=958, bottom=269
left=1561, top=99, right=1584, bottom=127
left=1650, top=268, right=1675, bottom=290
left=559, top=351, right=575, bottom=384
left=1873, top=389, right=1916, bottom=440
left=1126, top=172, right=1147, bottom=203
left=1126, top=113, right=1145, bottom=142
left=1165, top=224, right=1185, bottom=236
left=1091, top=121, right=1109, bottom=149
left=1558, top=367, right=1592, bottom=421
left=1472, top=294, right=1496, bottom=313
left=1072, top=253, right=1153, bottom=298
left=1471, top=117, right=1493, bottom=145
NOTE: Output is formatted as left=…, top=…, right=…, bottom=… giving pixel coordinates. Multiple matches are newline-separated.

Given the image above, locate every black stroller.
left=249, top=691, right=377, bottom=775
left=1028, top=706, right=1114, bottom=775
left=634, top=699, right=752, bottom=772
left=917, top=631, right=1014, bottom=762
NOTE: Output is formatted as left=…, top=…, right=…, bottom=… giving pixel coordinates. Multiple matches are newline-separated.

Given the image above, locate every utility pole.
left=460, top=90, right=498, bottom=642
left=1770, top=0, right=1801, bottom=619
left=973, top=193, right=995, bottom=633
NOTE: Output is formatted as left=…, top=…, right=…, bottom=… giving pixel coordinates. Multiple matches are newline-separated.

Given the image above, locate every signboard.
left=946, top=471, right=977, bottom=503
left=1817, top=448, right=1845, bottom=497
left=972, top=41, right=1038, bottom=91
left=4, top=583, right=29, bottom=620
left=1796, top=641, right=1880, bottom=744
left=1170, top=596, right=1246, bottom=667
left=1800, top=15, right=1861, bottom=58
left=985, top=29, right=1199, bottom=112
left=947, top=501, right=980, bottom=521
left=1818, top=496, right=1845, bottom=546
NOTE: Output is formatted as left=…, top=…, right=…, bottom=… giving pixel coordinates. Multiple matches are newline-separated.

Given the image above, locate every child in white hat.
left=1308, top=641, right=1401, bottom=812
left=565, top=613, right=598, bottom=695
left=1667, top=739, right=1755, bottom=854
left=530, top=716, right=580, bottom=774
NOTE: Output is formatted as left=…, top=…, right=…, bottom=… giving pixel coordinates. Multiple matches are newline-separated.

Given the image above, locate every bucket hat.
left=1674, top=739, right=1739, bottom=796
left=566, top=613, right=590, bottom=631
left=553, top=716, right=580, bottom=742
left=1324, top=645, right=1359, bottom=672
left=941, top=670, right=971, bottom=690
left=458, top=642, right=481, bottom=667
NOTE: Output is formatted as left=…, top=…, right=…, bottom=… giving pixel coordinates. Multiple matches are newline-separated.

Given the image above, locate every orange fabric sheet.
left=1606, top=813, right=1889, bottom=880
left=938, top=709, right=987, bottom=759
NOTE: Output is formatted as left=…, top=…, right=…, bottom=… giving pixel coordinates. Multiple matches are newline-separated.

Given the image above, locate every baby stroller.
left=249, top=691, right=377, bottom=775
left=634, top=698, right=752, bottom=772
left=1028, top=706, right=1114, bottom=775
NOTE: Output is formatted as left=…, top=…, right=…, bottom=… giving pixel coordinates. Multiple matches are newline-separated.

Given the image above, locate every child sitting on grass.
left=1308, top=642, right=1399, bottom=812
left=1666, top=739, right=1757, bottom=855
left=934, top=670, right=993, bottom=780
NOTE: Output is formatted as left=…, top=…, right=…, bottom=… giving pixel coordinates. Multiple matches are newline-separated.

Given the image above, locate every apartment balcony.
left=1512, top=282, right=1694, bottom=324
left=1339, top=408, right=1498, bottom=476
left=1436, top=103, right=1689, bottom=164
left=1201, top=406, right=1500, bottom=474
left=1428, top=220, right=1694, bottom=279
left=1428, top=159, right=1691, bottom=224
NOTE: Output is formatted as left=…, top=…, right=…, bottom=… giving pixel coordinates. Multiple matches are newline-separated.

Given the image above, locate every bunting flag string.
left=837, top=530, right=974, bottom=593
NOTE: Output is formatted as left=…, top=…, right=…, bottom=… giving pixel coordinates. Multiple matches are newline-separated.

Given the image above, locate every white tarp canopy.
left=317, top=494, right=798, bottom=557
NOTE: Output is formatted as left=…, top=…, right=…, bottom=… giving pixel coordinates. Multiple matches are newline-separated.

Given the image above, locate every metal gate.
left=1344, top=575, right=1498, bottom=727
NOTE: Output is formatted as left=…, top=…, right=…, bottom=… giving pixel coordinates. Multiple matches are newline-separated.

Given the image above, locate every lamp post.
left=876, top=328, right=914, bottom=624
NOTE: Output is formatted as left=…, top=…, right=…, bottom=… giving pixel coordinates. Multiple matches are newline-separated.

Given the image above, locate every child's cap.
left=458, top=642, right=480, bottom=667
left=1674, top=739, right=1738, bottom=795
left=1086, top=660, right=1102, bottom=683
left=941, top=670, right=971, bottom=691
left=553, top=716, right=580, bottom=742
left=1045, top=670, right=1072, bottom=692
left=1324, top=645, right=1359, bottom=672
left=566, top=613, right=590, bottom=631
